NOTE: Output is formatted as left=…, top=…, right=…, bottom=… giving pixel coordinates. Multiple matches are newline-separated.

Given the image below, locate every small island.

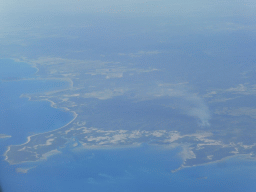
left=0, top=134, right=11, bottom=139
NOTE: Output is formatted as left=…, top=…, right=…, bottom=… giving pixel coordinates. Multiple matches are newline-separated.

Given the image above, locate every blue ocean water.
left=0, top=59, right=256, bottom=192
left=0, top=59, right=36, bottom=80
left=0, top=59, right=73, bottom=145
left=1, top=145, right=256, bottom=192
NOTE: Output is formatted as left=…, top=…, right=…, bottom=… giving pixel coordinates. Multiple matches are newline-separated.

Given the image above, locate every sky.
left=1, top=0, right=255, bottom=17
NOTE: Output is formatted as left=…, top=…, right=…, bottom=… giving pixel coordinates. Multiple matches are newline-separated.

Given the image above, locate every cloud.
left=202, top=83, right=256, bottom=104
left=83, top=88, right=127, bottom=100
left=215, top=107, right=256, bottom=119
left=225, top=84, right=256, bottom=96
left=203, top=22, right=256, bottom=33
left=179, top=146, right=196, bottom=161
left=227, top=84, right=247, bottom=92
left=134, top=83, right=211, bottom=126
left=182, top=93, right=211, bottom=126
left=118, top=50, right=161, bottom=58
left=16, top=166, right=36, bottom=174
left=0, top=134, right=11, bottom=139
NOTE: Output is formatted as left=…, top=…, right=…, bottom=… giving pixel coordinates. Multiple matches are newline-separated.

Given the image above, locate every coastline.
left=5, top=110, right=77, bottom=154
left=13, top=58, right=40, bottom=74
left=171, top=153, right=256, bottom=173
left=3, top=57, right=256, bottom=174
left=4, top=111, right=77, bottom=164
left=3, top=59, right=77, bottom=164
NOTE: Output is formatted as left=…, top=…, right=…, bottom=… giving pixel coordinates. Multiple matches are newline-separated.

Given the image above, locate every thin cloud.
left=134, top=83, right=211, bottom=127
left=118, top=50, right=161, bottom=58
left=83, top=88, right=127, bottom=100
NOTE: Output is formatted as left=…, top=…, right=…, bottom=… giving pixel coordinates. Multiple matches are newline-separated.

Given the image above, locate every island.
left=4, top=57, right=256, bottom=172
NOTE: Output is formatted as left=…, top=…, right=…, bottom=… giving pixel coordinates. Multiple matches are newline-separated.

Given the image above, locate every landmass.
left=4, top=57, right=256, bottom=171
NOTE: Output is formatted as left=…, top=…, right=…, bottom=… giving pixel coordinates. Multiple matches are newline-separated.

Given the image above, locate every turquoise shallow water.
left=0, top=59, right=256, bottom=192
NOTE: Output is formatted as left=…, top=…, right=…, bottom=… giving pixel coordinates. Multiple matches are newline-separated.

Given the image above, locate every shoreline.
left=5, top=110, right=77, bottom=151
left=3, top=57, right=256, bottom=173
left=12, top=57, right=40, bottom=74
left=4, top=111, right=77, bottom=163
left=3, top=58, right=77, bottom=163
left=171, top=153, right=256, bottom=173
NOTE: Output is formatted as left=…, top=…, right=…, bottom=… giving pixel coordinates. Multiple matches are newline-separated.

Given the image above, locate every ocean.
left=0, top=59, right=255, bottom=192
